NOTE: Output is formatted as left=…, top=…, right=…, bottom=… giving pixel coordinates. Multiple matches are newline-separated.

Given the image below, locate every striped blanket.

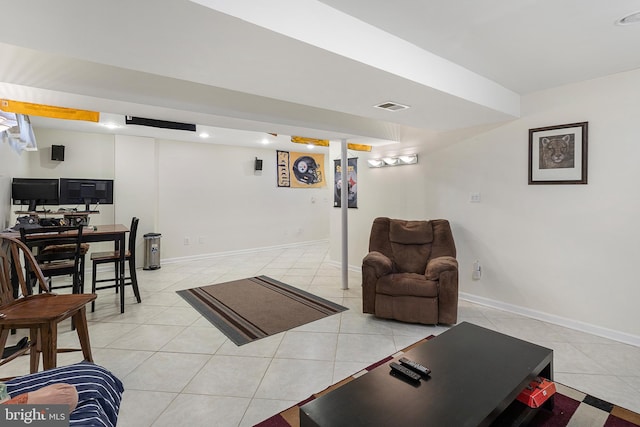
left=4, top=362, right=124, bottom=427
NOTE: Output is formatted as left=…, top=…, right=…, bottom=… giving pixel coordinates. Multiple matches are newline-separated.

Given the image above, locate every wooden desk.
left=1, top=224, right=129, bottom=312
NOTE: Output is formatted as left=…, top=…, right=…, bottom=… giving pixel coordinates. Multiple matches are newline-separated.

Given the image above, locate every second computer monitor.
left=59, top=178, right=114, bottom=211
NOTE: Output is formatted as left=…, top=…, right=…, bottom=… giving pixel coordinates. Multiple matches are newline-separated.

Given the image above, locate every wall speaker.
left=51, top=145, right=65, bottom=161
left=255, top=158, right=263, bottom=171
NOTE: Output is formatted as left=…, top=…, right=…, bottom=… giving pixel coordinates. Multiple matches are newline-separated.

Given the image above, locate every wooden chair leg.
left=29, top=327, right=41, bottom=374
left=40, top=322, right=57, bottom=371
left=130, top=258, right=142, bottom=304
left=120, top=272, right=125, bottom=313
left=80, top=255, right=86, bottom=294
left=0, top=328, right=9, bottom=361
left=73, top=308, right=93, bottom=363
left=91, top=259, right=98, bottom=312
left=114, top=261, right=119, bottom=294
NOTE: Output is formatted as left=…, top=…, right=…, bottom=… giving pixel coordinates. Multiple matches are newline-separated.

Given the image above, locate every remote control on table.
left=389, top=362, right=421, bottom=382
left=399, top=357, right=431, bottom=376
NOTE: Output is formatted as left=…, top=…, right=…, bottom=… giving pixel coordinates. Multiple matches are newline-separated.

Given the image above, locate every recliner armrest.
left=362, top=251, right=393, bottom=277
left=425, top=256, right=458, bottom=280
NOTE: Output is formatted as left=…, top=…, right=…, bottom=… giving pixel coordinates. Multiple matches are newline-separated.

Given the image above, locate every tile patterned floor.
left=2, top=242, right=639, bottom=426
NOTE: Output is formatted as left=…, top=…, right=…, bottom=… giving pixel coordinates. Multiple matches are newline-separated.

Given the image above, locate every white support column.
left=341, top=139, right=349, bottom=290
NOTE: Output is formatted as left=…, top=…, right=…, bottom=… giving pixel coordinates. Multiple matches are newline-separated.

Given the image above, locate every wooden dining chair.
left=19, top=225, right=86, bottom=294
left=0, top=235, right=97, bottom=375
left=90, top=217, right=142, bottom=313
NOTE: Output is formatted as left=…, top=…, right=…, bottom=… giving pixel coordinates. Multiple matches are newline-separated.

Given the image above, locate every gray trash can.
left=143, top=232, right=161, bottom=270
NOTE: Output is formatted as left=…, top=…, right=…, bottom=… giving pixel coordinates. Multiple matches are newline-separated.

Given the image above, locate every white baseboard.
left=326, top=260, right=361, bottom=273
left=460, top=292, right=640, bottom=348
left=160, top=239, right=329, bottom=265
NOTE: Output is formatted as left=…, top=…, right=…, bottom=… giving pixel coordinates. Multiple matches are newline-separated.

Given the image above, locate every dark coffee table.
left=300, top=322, right=553, bottom=427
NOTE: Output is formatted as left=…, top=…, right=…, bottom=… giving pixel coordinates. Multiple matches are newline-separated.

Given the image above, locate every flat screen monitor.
left=11, top=178, right=60, bottom=211
left=59, top=178, right=114, bottom=211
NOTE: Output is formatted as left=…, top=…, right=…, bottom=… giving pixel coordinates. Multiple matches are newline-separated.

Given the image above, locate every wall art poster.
left=289, top=152, right=326, bottom=188
left=528, top=122, right=588, bottom=184
left=277, top=150, right=290, bottom=187
left=333, top=158, right=357, bottom=208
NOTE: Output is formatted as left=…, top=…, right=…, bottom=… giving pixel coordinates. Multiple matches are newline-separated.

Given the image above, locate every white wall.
left=114, top=135, right=157, bottom=265
left=334, top=68, right=640, bottom=343
left=157, top=140, right=331, bottom=259
left=5, top=129, right=331, bottom=261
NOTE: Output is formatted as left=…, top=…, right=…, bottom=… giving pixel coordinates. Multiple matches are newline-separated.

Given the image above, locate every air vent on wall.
left=374, top=101, right=410, bottom=112
left=125, top=116, right=196, bottom=131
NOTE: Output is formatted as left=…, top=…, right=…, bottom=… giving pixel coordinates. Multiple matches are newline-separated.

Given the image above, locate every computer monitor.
left=11, top=178, right=60, bottom=211
left=59, top=178, right=114, bottom=211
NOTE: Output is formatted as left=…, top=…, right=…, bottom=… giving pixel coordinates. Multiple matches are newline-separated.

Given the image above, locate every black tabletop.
left=300, top=322, right=553, bottom=427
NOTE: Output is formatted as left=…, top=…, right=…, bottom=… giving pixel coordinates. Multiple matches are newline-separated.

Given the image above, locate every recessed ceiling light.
left=307, top=144, right=315, bottom=149
left=261, top=138, right=270, bottom=145
left=199, top=132, right=210, bottom=138
left=374, top=101, right=410, bottom=112
left=100, top=122, right=120, bottom=129
left=616, top=11, right=640, bottom=25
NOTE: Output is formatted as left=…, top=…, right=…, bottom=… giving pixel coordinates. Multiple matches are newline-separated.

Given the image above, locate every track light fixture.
left=367, top=154, right=418, bottom=168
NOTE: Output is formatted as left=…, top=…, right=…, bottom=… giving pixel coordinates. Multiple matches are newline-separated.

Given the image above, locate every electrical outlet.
left=470, top=192, right=481, bottom=203
left=184, top=237, right=190, bottom=245
left=472, top=260, right=482, bottom=280
left=198, top=236, right=205, bottom=244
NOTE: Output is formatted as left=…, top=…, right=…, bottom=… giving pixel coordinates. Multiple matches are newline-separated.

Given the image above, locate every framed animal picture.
left=528, top=122, right=588, bottom=184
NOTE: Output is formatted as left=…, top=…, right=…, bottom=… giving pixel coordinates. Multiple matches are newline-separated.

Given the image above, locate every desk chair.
left=0, top=235, right=96, bottom=375
left=40, top=240, right=90, bottom=291
left=19, top=225, right=86, bottom=295
left=90, top=217, right=142, bottom=313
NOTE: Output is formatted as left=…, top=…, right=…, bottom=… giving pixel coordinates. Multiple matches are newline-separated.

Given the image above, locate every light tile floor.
left=2, top=242, right=639, bottom=426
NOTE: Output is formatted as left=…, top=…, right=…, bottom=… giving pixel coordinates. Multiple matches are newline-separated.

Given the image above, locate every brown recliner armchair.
left=362, top=217, right=458, bottom=325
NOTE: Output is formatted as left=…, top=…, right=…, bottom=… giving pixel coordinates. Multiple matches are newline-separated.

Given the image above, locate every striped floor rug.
left=255, top=336, right=640, bottom=427
left=177, top=276, right=348, bottom=346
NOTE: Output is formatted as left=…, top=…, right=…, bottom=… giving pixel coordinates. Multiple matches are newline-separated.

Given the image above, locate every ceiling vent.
left=374, top=101, right=410, bottom=112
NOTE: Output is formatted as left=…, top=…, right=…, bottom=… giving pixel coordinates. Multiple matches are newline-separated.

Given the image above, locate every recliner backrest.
left=368, top=217, right=456, bottom=274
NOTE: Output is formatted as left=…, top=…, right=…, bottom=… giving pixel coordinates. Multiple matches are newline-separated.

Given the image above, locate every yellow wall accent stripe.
left=291, top=136, right=371, bottom=151
left=347, top=143, right=372, bottom=152
left=291, top=136, right=330, bottom=146
left=1, top=99, right=100, bottom=122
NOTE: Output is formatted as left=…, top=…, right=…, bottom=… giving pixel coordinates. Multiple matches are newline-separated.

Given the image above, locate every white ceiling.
left=1, top=0, right=639, bottom=151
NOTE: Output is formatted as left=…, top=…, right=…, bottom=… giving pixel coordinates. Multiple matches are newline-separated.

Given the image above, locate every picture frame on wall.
left=528, top=121, right=588, bottom=185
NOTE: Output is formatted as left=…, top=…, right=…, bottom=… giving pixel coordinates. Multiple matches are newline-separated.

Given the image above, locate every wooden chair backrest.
left=0, top=235, right=51, bottom=304
left=0, top=241, right=14, bottom=306
left=128, top=217, right=139, bottom=255
left=19, top=226, right=84, bottom=263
